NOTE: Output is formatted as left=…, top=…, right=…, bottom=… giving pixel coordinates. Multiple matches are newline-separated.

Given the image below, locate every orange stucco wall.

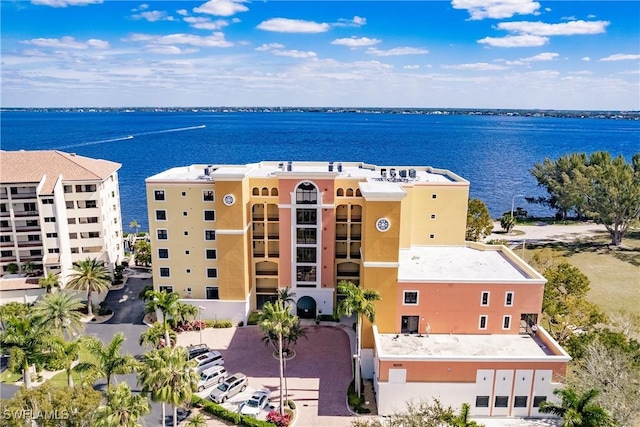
left=378, top=359, right=567, bottom=383
left=394, top=282, right=544, bottom=334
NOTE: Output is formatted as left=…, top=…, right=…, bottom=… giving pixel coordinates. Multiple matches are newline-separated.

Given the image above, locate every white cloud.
left=255, top=43, right=285, bottom=51
left=331, top=37, right=381, bottom=48
left=600, top=54, right=640, bottom=62
left=23, top=36, right=110, bottom=49
left=132, top=10, right=174, bottom=22
left=497, top=20, right=609, bottom=36
left=139, top=4, right=149, bottom=10
left=177, top=9, right=188, bottom=16
left=521, top=52, right=558, bottom=61
left=581, top=57, right=591, bottom=61
left=451, top=0, right=540, bottom=20
left=560, top=15, right=576, bottom=21
left=442, top=62, right=508, bottom=70
left=272, top=49, right=317, bottom=59
left=334, top=16, right=367, bottom=27
left=404, top=65, right=420, bottom=70
left=146, top=45, right=199, bottom=55
left=193, top=0, right=248, bottom=17
left=366, top=47, right=429, bottom=56
left=126, top=32, right=233, bottom=48
left=478, top=35, right=548, bottom=47
left=184, top=16, right=229, bottom=30
left=257, top=18, right=330, bottom=33
left=31, top=0, right=101, bottom=7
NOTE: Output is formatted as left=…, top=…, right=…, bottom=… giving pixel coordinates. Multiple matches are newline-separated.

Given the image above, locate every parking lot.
left=178, top=324, right=355, bottom=426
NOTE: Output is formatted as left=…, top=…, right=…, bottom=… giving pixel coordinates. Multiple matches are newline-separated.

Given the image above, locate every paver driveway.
left=179, top=324, right=355, bottom=426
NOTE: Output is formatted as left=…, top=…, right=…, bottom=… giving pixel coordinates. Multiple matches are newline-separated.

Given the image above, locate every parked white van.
left=198, top=366, right=228, bottom=391
left=193, top=350, right=224, bottom=373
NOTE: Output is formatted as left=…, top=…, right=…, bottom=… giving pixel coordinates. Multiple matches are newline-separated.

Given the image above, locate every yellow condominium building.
left=0, top=150, right=123, bottom=302
left=146, top=161, right=569, bottom=418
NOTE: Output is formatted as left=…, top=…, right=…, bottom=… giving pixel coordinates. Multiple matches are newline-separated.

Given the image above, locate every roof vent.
left=409, top=169, right=417, bottom=178
left=399, top=169, right=407, bottom=178
left=381, top=168, right=387, bottom=178
left=287, top=161, right=292, bottom=172
left=337, top=163, right=343, bottom=172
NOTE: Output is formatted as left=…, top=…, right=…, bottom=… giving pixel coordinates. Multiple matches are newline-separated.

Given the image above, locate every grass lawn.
left=49, top=347, right=99, bottom=388
left=524, top=230, right=640, bottom=320
left=0, top=369, right=22, bottom=383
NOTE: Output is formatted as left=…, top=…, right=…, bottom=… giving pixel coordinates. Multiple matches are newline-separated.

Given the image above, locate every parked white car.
left=239, top=390, right=271, bottom=417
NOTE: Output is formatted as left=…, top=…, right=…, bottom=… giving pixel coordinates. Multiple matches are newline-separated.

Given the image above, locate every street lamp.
left=198, top=306, right=206, bottom=345
left=511, top=194, right=524, bottom=219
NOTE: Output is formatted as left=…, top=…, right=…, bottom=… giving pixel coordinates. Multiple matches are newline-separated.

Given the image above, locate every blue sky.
left=1, top=0, right=638, bottom=110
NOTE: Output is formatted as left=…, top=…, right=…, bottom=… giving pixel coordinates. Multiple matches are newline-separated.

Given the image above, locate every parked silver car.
left=209, top=373, right=248, bottom=403
left=197, top=366, right=228, bottom=391
left=193, top=350, right=224, bottom=373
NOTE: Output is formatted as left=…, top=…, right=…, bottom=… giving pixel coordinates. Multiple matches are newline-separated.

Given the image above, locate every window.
left=494, top=396, right=509, bottom=408
left=155, top=210, right=167, bottom=221
left=430, top=214, right=436, bottom=219
left=205, top=230, right=216, bottom=241
left=403, top=291, right=418, bottom=305
left=63, top=185, right=73, bottom=193
left=28, top=235, right=40, bottom=241
left=157, top=229, right=168, bottom=240
left=159, top=285, right=173, bottom=293
left=533, top=396, right=547, bottom=408
left=30, top=249, right=42, bottom=256
left=514, top=396, right=527, bottom=408
left=67, top=218, right=76, bottom=225
left=502, top=315, right=511, bottom=330
left=46, top=233, right=58, bottom=238
left=432, top=194, right=437, bottom=199
left=44, top=217, right=56, bottom=222
left=158, top=249, right=169, bottom=259
left=185, top=250, right=190, bottom=255
left=159, top=267, right=170, bottom=277
left=70, top=248, right=79, bottom=254
left=401, top=316, right=419, bottom=334
left=296, top=209, right=317, bottom=225
left=206, top=287, right=219, bottom=300
left=26, top=220, right=38, bottom=226
left=42, top=199, right=54, bottom=205
left=154, top=190, right=165, bottom=201
left=296, top=228, right=317, bottom=244
left=481, top=291, right=490, bottom=306
left=204, top=210, right=215, bottom=221
left=181, top=191, right=186, bottom=197
left=479, top=315, right=488, bottom=330
left=505, top=291, right=514, bottom=306
left=85, top=200, right=97, bottom=208
left=0, top=236, right=10, bottom=242
left=206, top=249, right=217, bottom=259
left=206, top=268, right=217, bottom=278
left=183, top=212, right=187, bottom=216
left=203, top=191, right=214, bottom=202
left=69, top=233, right=78, bottom=239
left=66, top=201, right=74, bottom=209
left=475, top=396, right=490, bottom=408
left=186, top=269, right=191, bottom=274
left=296, top=182, right=317, bottom=204
left=296, top=247, right=316, bottom=263
left=1, top=250, right=13, bottom=257
left=184, top=231, right=189, bottom=236
left=48, top=248, right=60, bottom=253
left=429, top=234, right=435, bottom=239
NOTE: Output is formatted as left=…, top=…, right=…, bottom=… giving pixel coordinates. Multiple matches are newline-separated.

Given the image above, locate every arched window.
left=262, top=187, right=269, bottom=196
left=355, top=189, right=362, bottom=197
left=252, top=187, right=259, bottom=196
left=337, top=188, right=344, bottom=197
left=296, top=182, right=317, bottom=204
left=271, top=188, right=279, bottom=196
left=346, top=188, right=354, bottom=197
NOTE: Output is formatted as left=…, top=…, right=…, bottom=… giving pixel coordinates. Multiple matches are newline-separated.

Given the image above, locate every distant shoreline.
left=1, top=107, right=638, bottom=120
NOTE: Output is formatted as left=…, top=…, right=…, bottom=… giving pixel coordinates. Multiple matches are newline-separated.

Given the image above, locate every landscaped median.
left=192, top=395, right=295, bottom=427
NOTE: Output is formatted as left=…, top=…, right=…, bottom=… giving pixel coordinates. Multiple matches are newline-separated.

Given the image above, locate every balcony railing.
left=351, top=234, right=361, bottom=240
left=350, top=252, right=361, bottom=259
left=267, top=234, right=279, bottom=240
left=11, top=193, right=38, bottom=199
left=268, top=251, right=279, bottom=257
left=267, top=216, right=279, bottom=221
left=253, top=234, right=265, bottom=240
left=252, top=215, right=264, bottom=221
left=336, top=270, right=360, bottom=277
left=336, top=234, right=348, bottom=241
left=336, top=216, right=348, bottom=223
left=0, top=211, right=10, bottom=217
left=253, top=252, right=265, bottom=257
left=0, top=256, right=17, bottom=262
left=14, top=226, right=40, bottom=232
left=14, top=211, right=39, bottom=217
left=256, top=269, right=278, bottom=276
left=335, top=252, right=348, bottom=259
left=351, top=216, right=362, bottom=222
left=17, top=241, right=42, bottom=248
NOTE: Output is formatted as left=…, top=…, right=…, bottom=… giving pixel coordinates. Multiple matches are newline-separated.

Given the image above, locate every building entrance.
left=296, top=296, right=317, bottom=319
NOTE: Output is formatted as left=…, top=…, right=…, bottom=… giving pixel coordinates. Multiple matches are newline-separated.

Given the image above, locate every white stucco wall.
left=0, top=288, right=44, bottom=305
left=181, top=296, right=251, bottom=326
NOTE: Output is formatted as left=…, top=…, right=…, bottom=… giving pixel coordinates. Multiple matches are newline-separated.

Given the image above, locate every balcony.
left=13, top=210, right=39, bottom=217
left=17, top=241, right=42, bottom=248
left=0, top=211, right=10, bottom=218
left=20, top=254, right=43, bottom=261
left=253, top=233, right=265, bottom=240
left=336, top=270, right=360, bottom=277
left=253, top=252, right=265, bottom=258
left=0, top=241, right=14, bottom=247
left=256, top=269, right=278, bottom=276
left=11, top=192, right=38, bottom=200
left=14, top=226, right=40, bottom=232
left=252, top=215, right=265, bottom=221
left=0, top=256, right=17, bottom=262
left=336, top=252, right=348, bottom=259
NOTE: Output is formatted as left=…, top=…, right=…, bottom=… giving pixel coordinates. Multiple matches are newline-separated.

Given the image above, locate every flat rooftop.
left=146, top=161, right=467, bottom=186
left=398, top=246, right=541, bottom=283
left=377, top=332, right=563, bottom=360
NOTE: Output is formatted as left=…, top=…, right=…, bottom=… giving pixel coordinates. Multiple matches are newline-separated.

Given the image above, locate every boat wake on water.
left=55, top=125, right=206, bottom=150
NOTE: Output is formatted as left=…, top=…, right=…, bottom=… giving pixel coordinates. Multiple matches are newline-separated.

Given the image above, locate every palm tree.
left=258, top=300, right=296, bottom=414
left=185, top=413, right=207, bottom=427
left=66, top=258, right=112, bottom=317
left=32, top=290, right=85, bottom=337
left=277, top=288, right=296, bottom=307
left=500, top=213, right=516, bottom=234
left=145, top=290, right=181, bottom=348
left=539, top=388, right=613, bottom=427
left=38, top=272, right=60, bottom=293
left=51, top=337, right=81, bottom=387
left=443, top=403, right=484, bottom=427
left=0, top=315, right=56, bottom=388
left=95, top=383, right=150, bottom=427
left=21, top=261, right=34, bottom=275
left=335, top=280, right=381, bottom=397
left=139, top=322, right=177, bottom=349
left=76, top=332, right=138, bottom=394
left=138, top=346, right=198, bottom=427
left=172, top=302, right=198, bottom=329
left=129, top=219, right=141, bottom=237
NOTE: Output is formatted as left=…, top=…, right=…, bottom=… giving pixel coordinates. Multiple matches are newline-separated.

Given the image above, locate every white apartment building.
left=0, top=150, right=123, bottom=301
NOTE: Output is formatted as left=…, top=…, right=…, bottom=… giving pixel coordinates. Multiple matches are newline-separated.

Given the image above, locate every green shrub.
left=247, top=311, right=261, bottom=325
left=193, top=396, right=274, bottom=427
left=204, top=319, right=216, bottom=328
left=285, top=399, right=296, bottom=410
left=317, top=314, right=339, bottom=322
left=213, top=320, right=233, bottom=328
